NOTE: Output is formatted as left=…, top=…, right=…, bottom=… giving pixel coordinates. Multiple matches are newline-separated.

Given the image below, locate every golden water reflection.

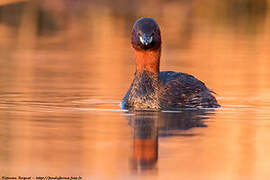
left=0, top=0, right=270, bottom=179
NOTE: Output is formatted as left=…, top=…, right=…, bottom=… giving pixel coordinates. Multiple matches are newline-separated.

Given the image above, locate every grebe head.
left=131, top=17, right=161, bottom=51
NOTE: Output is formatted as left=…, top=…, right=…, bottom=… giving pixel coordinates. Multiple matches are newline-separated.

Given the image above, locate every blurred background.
left=0, top=0, right=269, bottom=100
left=0, top=0, right=270, bottom=179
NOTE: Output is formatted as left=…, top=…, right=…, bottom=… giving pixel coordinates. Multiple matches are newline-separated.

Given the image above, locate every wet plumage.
left=121, top=17, right=220, bottom=110
left=159, top=71, right=219, bottom=109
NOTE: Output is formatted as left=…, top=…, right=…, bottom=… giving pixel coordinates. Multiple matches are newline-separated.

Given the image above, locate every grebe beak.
left=139, top=35, right=153, bottom=46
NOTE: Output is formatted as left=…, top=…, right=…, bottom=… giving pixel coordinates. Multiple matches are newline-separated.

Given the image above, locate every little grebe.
left=121, top=17, right=220, bottom=110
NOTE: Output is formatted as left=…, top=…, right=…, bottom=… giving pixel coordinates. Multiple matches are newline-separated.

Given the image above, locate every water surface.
left=0, top=1, right=270, bottom=179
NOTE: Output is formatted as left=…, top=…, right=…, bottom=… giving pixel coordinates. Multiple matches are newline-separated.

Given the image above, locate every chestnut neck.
left=133, top=48, right=161, bottom=75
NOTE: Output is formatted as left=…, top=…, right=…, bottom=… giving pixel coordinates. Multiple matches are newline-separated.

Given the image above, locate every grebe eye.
left=137, top=32, right=142, bottom=36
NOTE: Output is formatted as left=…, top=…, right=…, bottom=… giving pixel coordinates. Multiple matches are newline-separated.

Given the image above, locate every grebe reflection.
left=127, top=110, right=214, bottom=172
